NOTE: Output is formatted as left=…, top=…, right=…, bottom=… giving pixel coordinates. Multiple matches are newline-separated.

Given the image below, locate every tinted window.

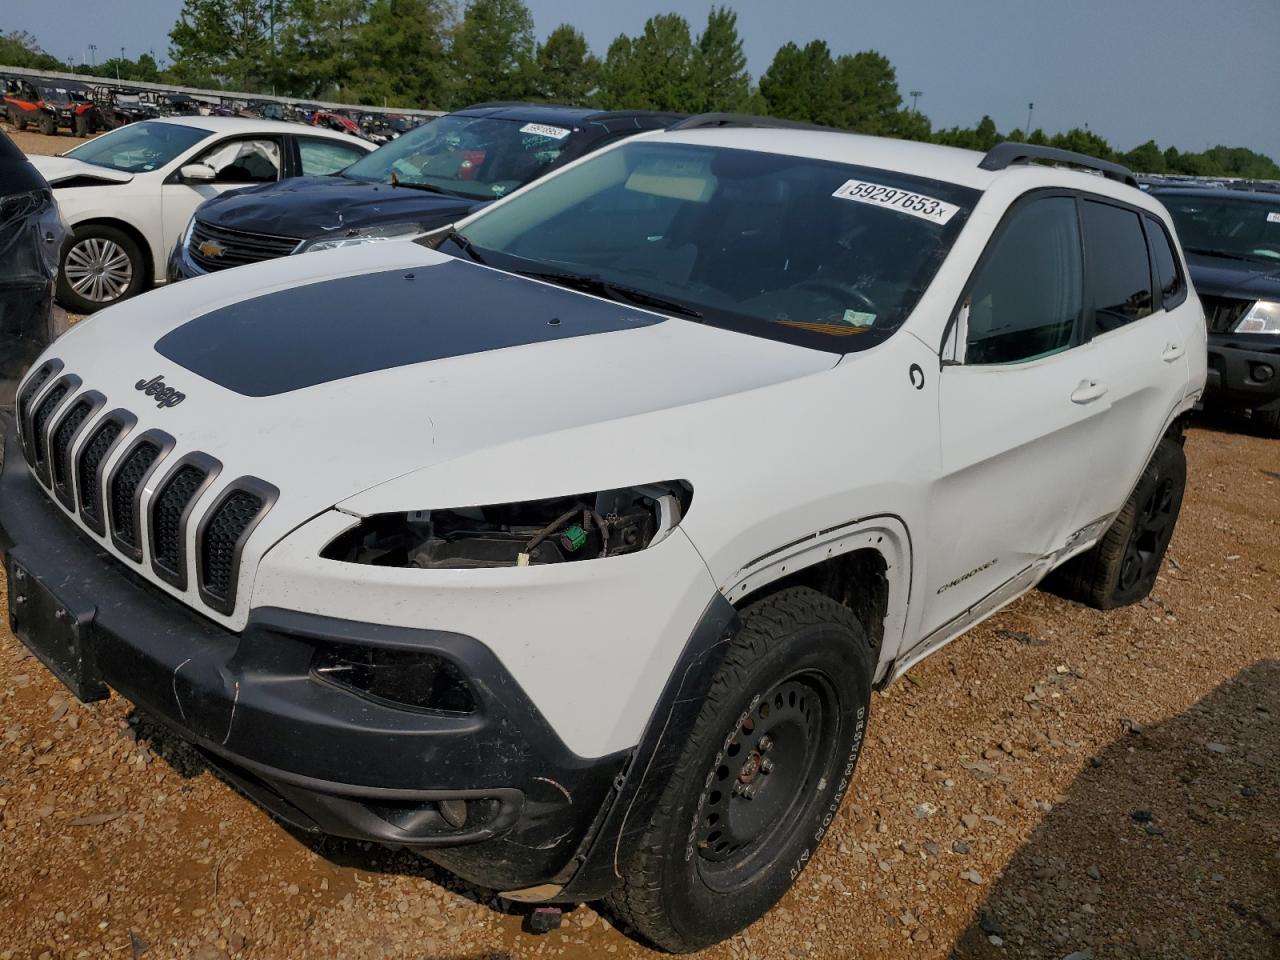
left=964, top=196, right=1083, bottom=365
left=1145, top=215, right=1185, bottom=308
left=1081, top=200, right=1153, bottom=333
left=452, top=141, right=979, bottom=353
left=1158, top=193, right=1280, bottom=264
left=299, top=138, right=365, bottom=176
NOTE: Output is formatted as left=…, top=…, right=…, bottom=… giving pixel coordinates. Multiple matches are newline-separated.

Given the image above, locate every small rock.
left=913, top=802, right=938, bottom=819
left=911, top=926, right=930, bottom=942
left=1062, top=952, right=1093, bottom=960
left=961, top=814, right=980, bottom=830
left=1206, top=742, right=1229, bottom=754
left=1130, top=809, right=1153, bottom=823
left=988, top=935, right=1004, bottom=947
left=960, top=869, right=983, bottom=885
left=1086, top=864, right=1101, bottom=880
left=953, top=840, right=971, bottom=855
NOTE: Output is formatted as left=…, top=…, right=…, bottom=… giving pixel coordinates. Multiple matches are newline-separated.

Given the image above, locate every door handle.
left=1162, top=342, right=1185, bottom=363
left=1070, top=379, right=1109, bottom=404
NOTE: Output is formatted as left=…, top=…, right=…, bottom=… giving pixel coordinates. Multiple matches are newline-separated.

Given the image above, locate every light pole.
left=910, top=90, right=923, bottom=114
left=1025, top=102, right=1034, bottom=137
left=117, top=47, right=125, bottom=82
left=88, top=43, right=97, bottom=67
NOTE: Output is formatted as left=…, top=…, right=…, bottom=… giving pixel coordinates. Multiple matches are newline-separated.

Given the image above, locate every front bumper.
left=0, top=418, right=624, bottom=891
left=166, top=238, right=205, bottom=282
left=1204, top=333, right=1280, bottom=411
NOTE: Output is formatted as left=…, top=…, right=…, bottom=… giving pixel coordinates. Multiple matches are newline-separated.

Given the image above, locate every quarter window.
left=963, top=196, right=1083, bottom=365
left=1145, top=215, right=1186, bottom=309
left=1081, top=200, right=1154, bottom=332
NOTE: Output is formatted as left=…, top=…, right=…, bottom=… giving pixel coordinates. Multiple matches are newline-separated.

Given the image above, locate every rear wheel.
left=57, top=225, right=146, bottom=313
left=606, top=587, right=874, bottom=952
left=1047, top=436, right=1186, bottom=609
left=1252, top=402, right=1280, bottom=439
left=38, top=113, right=56, bottom=136
left=14, top=111, right=28, bottom=131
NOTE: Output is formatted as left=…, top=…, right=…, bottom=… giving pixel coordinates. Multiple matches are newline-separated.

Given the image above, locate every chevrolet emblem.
left=197, top=239, right=226, bottom=258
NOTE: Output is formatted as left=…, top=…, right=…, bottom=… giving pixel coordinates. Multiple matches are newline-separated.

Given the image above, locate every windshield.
left=448, top=141, right=979, bottom=351
left=342, top=114, right=575, bottom=200
left=64, top=120, right=210, bottom=173
left=1160, top=193, right=1280, bottom=263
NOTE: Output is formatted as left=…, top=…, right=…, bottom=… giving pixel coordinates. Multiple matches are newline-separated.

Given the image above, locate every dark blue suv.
left=169, top=103, right=679, bottom=282
left=1155, top=185, right=1280, bottom=436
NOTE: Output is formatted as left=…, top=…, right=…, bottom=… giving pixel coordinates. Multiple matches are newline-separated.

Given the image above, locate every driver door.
left=161, top=136, right=283, bottom=254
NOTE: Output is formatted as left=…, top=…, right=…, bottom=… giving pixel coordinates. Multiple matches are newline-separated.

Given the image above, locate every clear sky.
left=9, top=0, right=1280, bottom=161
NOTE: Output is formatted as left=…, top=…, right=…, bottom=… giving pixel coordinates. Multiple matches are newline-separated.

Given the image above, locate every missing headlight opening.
left=321, top=481, right=693, bottom=569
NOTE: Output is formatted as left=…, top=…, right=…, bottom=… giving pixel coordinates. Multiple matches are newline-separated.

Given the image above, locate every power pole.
left=1025, top=102, right=1034, bottom=137
left=909, top=90, right=923, bottom=114
left=118, top=47, right=125, bottom=82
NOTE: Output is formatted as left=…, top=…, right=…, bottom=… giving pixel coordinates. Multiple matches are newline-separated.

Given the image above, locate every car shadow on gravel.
left=950, top=660, right=1279, bottom=959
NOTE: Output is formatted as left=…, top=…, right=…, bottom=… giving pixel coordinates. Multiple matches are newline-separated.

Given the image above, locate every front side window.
left=963, top=196, right=1083, bottom=365
left=342, top=114, right=574, bottom=201
left=448, top=141, right=979, bottom=352
left=63, top=120, right=211, bottom=173
left=298, top=138, right=366, bottom=176
left=192, top=137, right=281, bottom=183
left=1081, top=200, right=1154, bottom=333
left=1160, top=193, right=1280, bottom=264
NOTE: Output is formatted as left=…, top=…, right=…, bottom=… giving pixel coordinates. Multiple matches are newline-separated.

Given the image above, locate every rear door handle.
left=1070, top=379, right=1109, bottom=404
left=1162, top=342, right=1185, bottom=363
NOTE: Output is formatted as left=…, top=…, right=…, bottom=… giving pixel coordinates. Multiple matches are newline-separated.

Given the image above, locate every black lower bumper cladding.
left=1206, top=334, right=1280, bottom=411
left=0, top=419, right=626, bottom=892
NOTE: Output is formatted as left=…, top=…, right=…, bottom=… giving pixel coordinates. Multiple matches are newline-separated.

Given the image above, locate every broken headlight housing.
left=300, top=221, right=425, bottom=253
left=321, top=482, right=692, bottom=569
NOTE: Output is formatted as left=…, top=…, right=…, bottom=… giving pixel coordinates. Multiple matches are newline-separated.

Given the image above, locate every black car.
left=1155, top=186, right=1280, bottom=435
left=0, top=129, right=67, bottom=409
left=168, top=103, right=680, bottom=281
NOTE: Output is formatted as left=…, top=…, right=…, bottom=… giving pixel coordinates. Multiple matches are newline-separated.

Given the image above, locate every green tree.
left=169, top=0, right=275, bottom=90
left=758, top=40, right=835, bottom=123
left=532, top=24, right=599, bottom=105
left=598, top=34, right=643, bottom=110
left=1123, top=140, right=1166, bottom=174
left=275, top=0, right=371, bottom=98
left=631, top=13, right=699, bottom=112
left=694, top=6, right=749, bottom=112
left=0, top=31, right=65, bottom=70
left=449, top=0, right=536, bottom=107
left=349, top=0, right=451, bottom=107
left=824, top=51, right=902, bottom=132
left=1048, top=127, right=1114, bottom=161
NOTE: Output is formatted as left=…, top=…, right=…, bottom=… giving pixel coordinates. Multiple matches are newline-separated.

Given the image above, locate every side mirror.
left=179, top=162, right=216, bottom=182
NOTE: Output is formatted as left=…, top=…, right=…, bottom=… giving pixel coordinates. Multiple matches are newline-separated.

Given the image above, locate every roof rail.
left=979, top=142, right=1138, bottom=187
left=667, top=112, right=833, bottom=133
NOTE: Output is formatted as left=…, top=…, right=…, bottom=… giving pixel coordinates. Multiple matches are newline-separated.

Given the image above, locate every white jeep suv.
left=1, top=117, right=1205, bottom=952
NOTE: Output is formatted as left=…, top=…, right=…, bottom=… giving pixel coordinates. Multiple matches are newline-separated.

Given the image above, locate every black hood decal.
left=154, top=259, right=664, bottom=397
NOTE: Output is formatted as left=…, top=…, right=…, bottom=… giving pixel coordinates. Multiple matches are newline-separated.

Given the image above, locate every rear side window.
left=1145, top=215, right=1186, bottom=309
left=1081, top=200, right=1154, bottom=333
left=963, top=196, right=1083, bottom=365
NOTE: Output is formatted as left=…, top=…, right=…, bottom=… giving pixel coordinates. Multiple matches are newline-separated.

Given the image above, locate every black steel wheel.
left=607, top=586, right=874, bottom=952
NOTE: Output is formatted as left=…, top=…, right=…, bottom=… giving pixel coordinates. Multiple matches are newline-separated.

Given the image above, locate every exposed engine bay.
left=323, top=482, right=692, bottom=568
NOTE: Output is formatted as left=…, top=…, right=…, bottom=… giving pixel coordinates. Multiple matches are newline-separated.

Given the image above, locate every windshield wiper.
left=517, top=269, right=704, bottom=319
left=441, top=229, right=487, bottom=264
left=1183, top=247, right=1257, bottom=263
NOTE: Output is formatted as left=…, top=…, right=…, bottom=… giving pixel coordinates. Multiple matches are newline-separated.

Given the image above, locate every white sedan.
left=28, top=116, right=374, bottom=312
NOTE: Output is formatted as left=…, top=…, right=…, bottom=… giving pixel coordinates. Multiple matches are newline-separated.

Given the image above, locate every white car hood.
left=27, top=155, right=134, bottom=185
left=44, top=243, right=837, bottom=545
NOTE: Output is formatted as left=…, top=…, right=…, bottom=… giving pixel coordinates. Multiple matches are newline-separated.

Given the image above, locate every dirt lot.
left=0, top=418, right=1276, bottom=960
left=4, top=127, right=1279, bottom=959
left=7, top=125, right=100, bottom=157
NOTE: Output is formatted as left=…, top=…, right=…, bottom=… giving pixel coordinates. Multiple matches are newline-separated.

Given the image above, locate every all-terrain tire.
left=605, top=586, right=875, bottom=953
left=1047, top=436, right=1186, bottom=610
left=38, top=113, right=56, bottom=136
left=14, top=111, right=28, bottom=131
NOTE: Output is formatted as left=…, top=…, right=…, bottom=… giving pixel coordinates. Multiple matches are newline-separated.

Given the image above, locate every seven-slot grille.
left=17, top=365, right=274, bottom=616
left=187, top=218, right=302, bottom=273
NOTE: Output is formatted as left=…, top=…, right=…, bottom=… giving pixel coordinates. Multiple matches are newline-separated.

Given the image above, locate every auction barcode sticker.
left=832, top=179, right=960, bottom=225
left=520, top=122, right=571, bottom=140
left=1268, top=211, right=1280, bottom=224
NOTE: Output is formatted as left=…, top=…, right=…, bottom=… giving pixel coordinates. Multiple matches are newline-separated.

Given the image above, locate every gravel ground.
left=1, top=421, right=1276, bottom=960
left=5, top=127, right=1279, bottom=959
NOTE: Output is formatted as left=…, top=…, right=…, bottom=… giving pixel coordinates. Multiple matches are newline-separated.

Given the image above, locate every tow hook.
left=523, top=905, right=564, bottom=934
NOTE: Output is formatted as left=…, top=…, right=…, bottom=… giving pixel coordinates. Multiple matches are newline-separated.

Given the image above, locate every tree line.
left=4, top=2, right=1277, bottom=180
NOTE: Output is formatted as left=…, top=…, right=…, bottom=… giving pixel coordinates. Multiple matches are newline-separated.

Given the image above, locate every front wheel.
left=606, top=587, right=874, bottom=952
left=57, top=225, right=146, bottom=313
left=38, top=113, right=56, bottom=136
left=1252, top=402, right=1280, bottom=439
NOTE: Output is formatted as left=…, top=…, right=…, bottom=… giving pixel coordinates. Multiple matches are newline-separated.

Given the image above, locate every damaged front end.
left=0, top=133, right=68, bottom=409
left=322, top=482, right=692, bottom=569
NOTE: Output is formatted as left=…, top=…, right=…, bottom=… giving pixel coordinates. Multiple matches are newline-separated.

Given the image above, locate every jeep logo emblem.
left=135, top=374, right=186, bottom=408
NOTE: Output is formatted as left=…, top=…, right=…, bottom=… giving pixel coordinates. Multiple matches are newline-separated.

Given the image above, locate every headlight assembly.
left=321, top=482, right=692, bottom=569
left=1234, top=300, right=1280, bottom=335
left=301, top=221, right=425, bottom=254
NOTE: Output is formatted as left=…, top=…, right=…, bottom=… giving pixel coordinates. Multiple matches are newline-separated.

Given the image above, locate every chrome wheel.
left=64, top=237, right=134, bottom=303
